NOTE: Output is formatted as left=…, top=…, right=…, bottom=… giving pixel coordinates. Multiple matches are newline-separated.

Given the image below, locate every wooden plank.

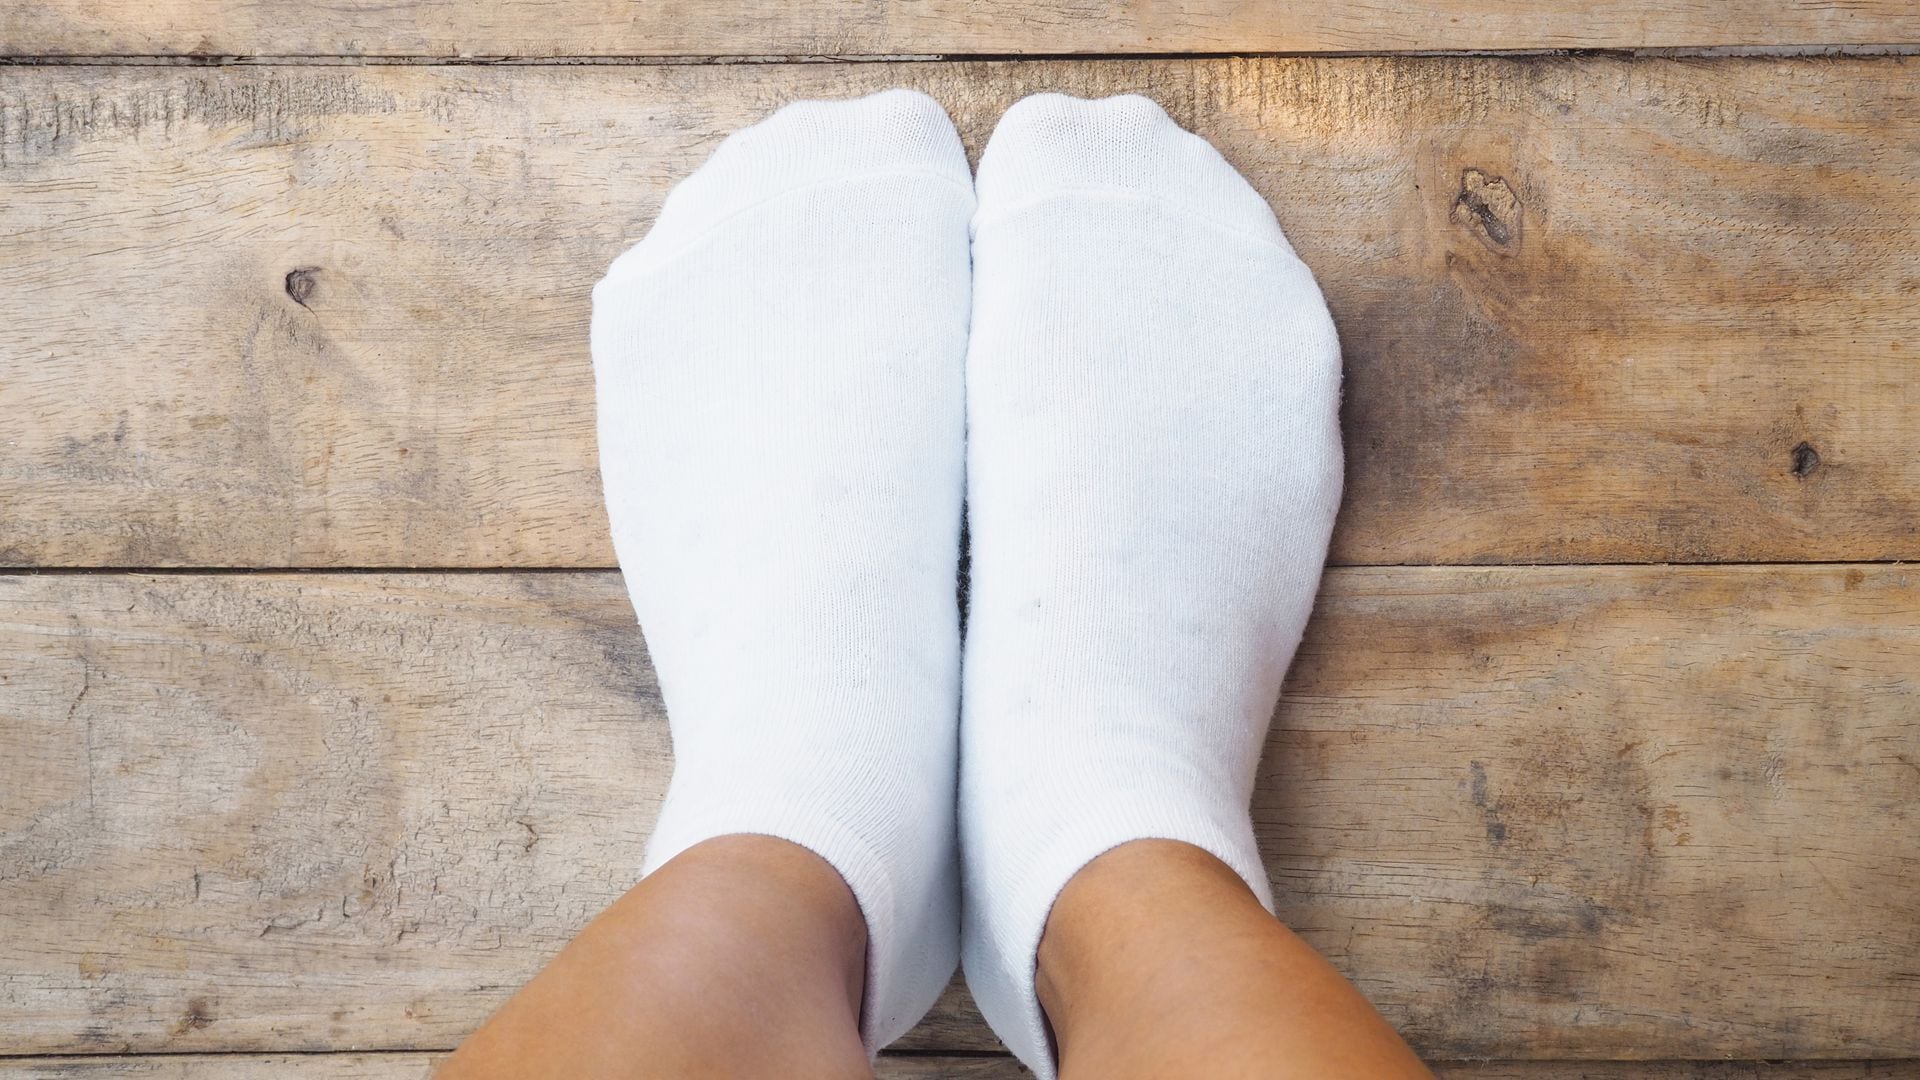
left=2, top=57, right=1916, bottom=569
left=0, top=1053, right=1020, bottom=1079
left=0, top=1057, right=452, bottom=1080
left=1435, top=1070, right=1920, bottom=1080
left=4, top=0, right=1920, bottom=58
left=0, top=567, right=1914, bottom=1058
left=0, top=1058, right=1915, bottom=1080
left=1443, top=1070, right=1920, bottom=1080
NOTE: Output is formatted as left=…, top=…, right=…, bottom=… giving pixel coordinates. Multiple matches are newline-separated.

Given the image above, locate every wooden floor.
left=2, top=3, right=1917, bottom=1077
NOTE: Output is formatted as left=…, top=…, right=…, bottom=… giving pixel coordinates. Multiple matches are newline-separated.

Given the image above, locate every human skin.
left=1036, top=839, right=1435, bottom=1080
left=436, top=834, right=872, bottom=1080
left=439, top=835, right=1429, bottom=1079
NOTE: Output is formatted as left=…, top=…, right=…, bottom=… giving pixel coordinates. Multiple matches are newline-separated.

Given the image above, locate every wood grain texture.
left=0, top=1053, right=1018, bottom=1079
left=1, top=1058, right=1916, bottom=1080
left=2, top=567, right=1914, bottom=1058
left=5, top=0, right=1920, bottom=57
left=3, top=57, right=1917, bottom=568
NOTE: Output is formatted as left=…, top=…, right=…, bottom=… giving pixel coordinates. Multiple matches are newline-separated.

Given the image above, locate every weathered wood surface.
left=0, top=1055, right=1018, bottom=1079
left=2, top=567, right=1914, bottom=1058
left=3, top=57, right=1916, bottom=568
left=0, top=1053, right=1019, bottom=1079
left=6, top=0, right=1920, bottom=58
left=1, top=1058, right=1916, bottom=1080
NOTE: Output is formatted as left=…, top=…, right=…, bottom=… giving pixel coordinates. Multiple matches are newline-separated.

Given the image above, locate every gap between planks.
left=5, top=43, right=1920, bottom=65
left=6, top=0, right=1920, bottom=56
left=0, top=559, right=1916, bottom=576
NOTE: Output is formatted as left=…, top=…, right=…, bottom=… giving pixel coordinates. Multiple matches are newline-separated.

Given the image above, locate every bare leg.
left=438, top=835, right=871, bottom=1080
left=1037, top=840, right=1433, bottom=1080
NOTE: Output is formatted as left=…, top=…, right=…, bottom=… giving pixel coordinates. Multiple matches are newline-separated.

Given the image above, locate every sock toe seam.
left=970, top=187, right=1296, bottom=257
left=602, top=167, right=977, bottom=285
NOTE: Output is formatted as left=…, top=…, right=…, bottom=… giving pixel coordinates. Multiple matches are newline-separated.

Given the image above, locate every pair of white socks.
left=590, top=88, right=1343, bottom=1076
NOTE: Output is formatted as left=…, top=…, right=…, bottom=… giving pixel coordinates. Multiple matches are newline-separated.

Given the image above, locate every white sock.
left=589, top=89, right=973, bottom=1052
left=959, top=93, right=1345, bottom=1077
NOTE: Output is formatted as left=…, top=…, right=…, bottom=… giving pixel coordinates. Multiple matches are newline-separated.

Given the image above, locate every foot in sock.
left=589, top=89, right=973, bottom=1052
left=959, top=93, right=1345, bottom=1077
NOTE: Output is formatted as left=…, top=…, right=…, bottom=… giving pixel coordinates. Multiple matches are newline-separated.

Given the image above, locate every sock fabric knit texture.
left=959, top=92, right=1345, bottom=1077
left=589, top=89, right=973, bottom=1052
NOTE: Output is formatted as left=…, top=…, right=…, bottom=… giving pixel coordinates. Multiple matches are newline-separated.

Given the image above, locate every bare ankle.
left=1035, top=839, right=1431, bottom=1080
left=1036, top=840, right=1264, bottom=1043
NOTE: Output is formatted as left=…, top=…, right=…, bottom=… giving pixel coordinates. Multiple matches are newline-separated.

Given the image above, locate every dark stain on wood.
left=284, top=267, right=319, bottom=309
left=1791, top=441, right=1820, bottom=478
left=1469, top=760, right=1510, bottom=845
left=169, top=997, right=214, bottom=1038
left=1451, top=168, right=1521, bottom=254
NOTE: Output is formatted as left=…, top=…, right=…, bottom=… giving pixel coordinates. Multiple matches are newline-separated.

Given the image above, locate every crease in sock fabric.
left=958, top=92, right=1345, bottom=1079
left=589, top=88, right=974, bottom=1054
